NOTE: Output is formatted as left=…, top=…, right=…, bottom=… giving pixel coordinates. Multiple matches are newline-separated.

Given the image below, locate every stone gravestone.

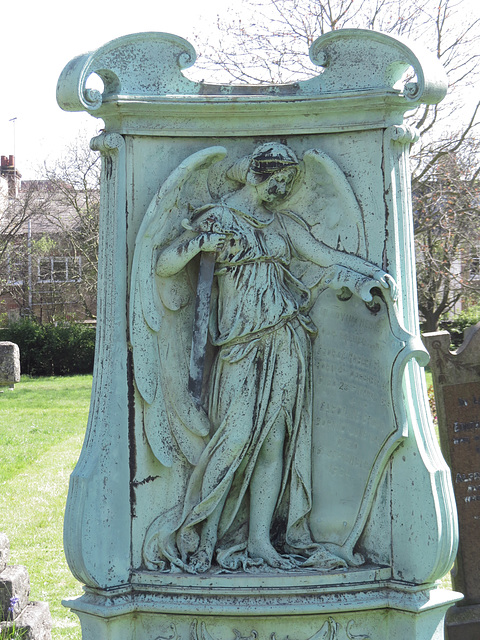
left=424, top=326, right=480, bottom=639
left=0, top=342, right=20, bottom=390
left=0, top=532, right=52, bottom=639
left=57, top=30, right=460, bottom=639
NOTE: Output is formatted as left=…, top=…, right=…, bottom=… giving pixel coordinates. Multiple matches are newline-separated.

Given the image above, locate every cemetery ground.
left=0, top=375, right=90, bottom=640
left=0, top=371, right=448, bottom=640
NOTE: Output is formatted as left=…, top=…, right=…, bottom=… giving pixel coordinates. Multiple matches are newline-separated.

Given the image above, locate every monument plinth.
left=57, top=30, right=460, bottom=639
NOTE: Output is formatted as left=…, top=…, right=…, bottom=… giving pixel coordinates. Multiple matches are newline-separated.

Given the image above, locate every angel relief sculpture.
left=130, top=142, right=397, bottom=574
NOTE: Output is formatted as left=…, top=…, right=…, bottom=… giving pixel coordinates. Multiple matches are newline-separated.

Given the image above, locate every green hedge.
left=0, top=318, right=96, bottom=376
left=438, top=304, right=480, bottom=349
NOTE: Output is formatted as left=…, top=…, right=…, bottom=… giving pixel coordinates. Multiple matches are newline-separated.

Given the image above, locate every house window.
left=37, top=256, right=82, bottom=283
left=7, top=255, right=27, bottom=286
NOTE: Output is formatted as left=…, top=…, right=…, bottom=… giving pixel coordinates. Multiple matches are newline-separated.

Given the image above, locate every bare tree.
left=0, top=137, right=100, bottom=322
left=0, top=180, right=54, bottom=317
left=193, top=0, right=480, bottom=330
left=0, top=180, right=50, bottom=266
left=194, top=0, right=478, bottom=88
left=41, top=138, right=100, bottom=319
left=415, top=140, right=480, bottom=332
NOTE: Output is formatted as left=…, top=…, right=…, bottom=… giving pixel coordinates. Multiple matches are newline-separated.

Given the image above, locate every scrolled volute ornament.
left=387, top=125, right=420, bottom=145
left=307, top=29, right=447, bottom=105
left=57, top=32, right=198, bottom=113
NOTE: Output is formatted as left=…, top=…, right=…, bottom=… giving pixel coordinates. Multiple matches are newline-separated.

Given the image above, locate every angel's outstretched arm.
left=283, top=215, right=397, bottom=300
left=156, top=229, right=227, bottom=277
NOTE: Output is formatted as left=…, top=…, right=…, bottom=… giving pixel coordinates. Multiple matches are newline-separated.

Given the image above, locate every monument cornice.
left=94, top=90, right=411, bottom=136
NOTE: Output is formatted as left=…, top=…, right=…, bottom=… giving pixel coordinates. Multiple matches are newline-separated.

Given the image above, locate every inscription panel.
left=443, top=381, right=480, bottom=603
left=310, top=289, right=402, bottom=546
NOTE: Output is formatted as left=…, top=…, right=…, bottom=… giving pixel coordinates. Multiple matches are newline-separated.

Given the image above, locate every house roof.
left=0, top=180, right=98, bottom=236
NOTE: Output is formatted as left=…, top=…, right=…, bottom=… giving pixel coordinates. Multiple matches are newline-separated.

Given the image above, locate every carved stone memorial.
left=0, top=342, right=20, bottom=390
left=57, top=30, right=460, bottom=639
left=424, top=326, right=480, bottom=639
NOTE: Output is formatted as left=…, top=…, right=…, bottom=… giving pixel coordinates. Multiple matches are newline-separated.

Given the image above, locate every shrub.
left=0, top=318, right=95, bottom=376
left=438, top=304, right=480, bottom=349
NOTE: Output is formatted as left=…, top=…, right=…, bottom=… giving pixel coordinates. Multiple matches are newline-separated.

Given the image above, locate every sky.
left=1, top=0, right=479, bottom=179
left=0, top=0, right=232, bottom=179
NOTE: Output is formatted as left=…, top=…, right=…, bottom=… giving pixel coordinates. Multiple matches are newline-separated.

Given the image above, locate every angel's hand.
left=321, top=264, right=398, bottom=304
left=156, top=231, right=226, bottom=277
left=196, top=231, right=228, bottom=253
left=372, top=269, right=398, bottom=301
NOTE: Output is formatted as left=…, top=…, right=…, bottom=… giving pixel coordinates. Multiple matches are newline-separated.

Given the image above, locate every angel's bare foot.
left=248, top=539, right=295, bottom=570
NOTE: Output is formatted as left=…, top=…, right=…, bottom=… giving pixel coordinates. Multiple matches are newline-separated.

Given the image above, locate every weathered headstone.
left=0, top=533, right=52, bottom=639
left=424, top=325, right=480, bottom=639
left=0, top=534, right=9, bottom=574
left=57, top=30, right=460, bottom=639
left=0, top=342, right=20, bottom=390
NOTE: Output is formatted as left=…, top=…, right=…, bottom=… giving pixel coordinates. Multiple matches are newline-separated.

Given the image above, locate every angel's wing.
left=284, top=148, right=366, bottom=255
left=281, top=148, right=367, bottom=297
left=130, top=146, right=227, bottom=467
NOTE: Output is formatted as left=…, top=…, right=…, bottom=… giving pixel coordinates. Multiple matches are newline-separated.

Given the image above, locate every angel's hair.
left=227, top=143, right=299, bottom=186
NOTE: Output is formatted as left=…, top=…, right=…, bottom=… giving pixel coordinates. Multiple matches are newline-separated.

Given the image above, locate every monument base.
left=445, top=603, right=480, bottom=640
left=64, top=567, right=461, bottom=640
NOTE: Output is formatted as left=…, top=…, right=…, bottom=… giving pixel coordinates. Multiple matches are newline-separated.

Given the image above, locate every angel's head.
left=227, top=143, right=299, bottom=204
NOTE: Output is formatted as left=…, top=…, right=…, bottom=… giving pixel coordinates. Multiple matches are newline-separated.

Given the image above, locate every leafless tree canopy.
left=41, top=139, right=100, bottom=318
left=0, top=138, right=100, bottom=322
left=193, top=0, right=480, bottom=331
left=415, top=142, right=480, bottom=331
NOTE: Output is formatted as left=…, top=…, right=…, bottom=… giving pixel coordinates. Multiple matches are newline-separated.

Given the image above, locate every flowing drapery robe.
left=150, top=204, right=323, bottom=570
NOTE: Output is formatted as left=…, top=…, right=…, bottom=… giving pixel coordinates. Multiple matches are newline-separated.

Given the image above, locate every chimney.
left=0, top=155, right=21, bottom=197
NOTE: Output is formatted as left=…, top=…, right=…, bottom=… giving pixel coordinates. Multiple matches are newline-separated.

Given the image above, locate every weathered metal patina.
left=57, top=29, right=459, bottom=640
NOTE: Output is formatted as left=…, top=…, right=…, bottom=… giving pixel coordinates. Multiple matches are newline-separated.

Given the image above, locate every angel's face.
left=255, top=167, right=297, bottom=204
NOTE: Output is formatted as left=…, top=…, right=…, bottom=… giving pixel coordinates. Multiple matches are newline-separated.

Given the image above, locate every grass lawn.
left=425, top=368, right=433, bottom=389
left=0, top=376, right=91, bottom=640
